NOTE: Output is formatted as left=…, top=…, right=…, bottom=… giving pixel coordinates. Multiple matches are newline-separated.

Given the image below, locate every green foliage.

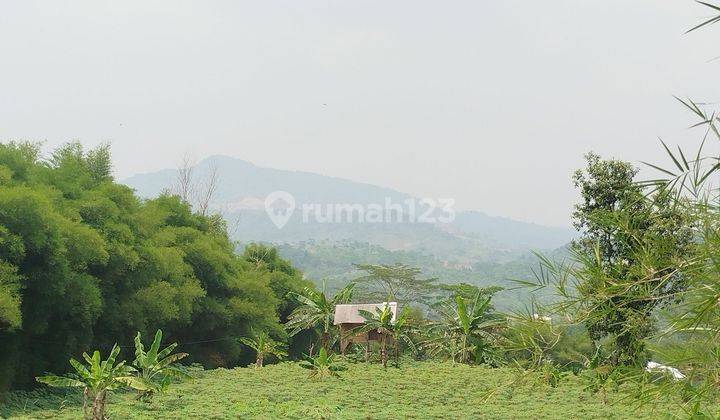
left=0, top=261, right=22, bottom=330
left=356, top=304, right=416, bottom=368
left=6, top=362, right=688, bottom=418
left=298, top=348, right=347, bottom=379
left=242, top=243, right=315, bottom=357
left=285, top=281, right=354, bottom=351
left=132, top=330, right=190, bottom=400
left=36, top=344, right=144, bottom=420
left=353, top=263, right=438, bottom=306
left=564, top=153, right=693, bottom=366
left=239, top=330, right=287, bottom=367
left=0, top=141, right=308, bottom=390
left=424, top=290, right=505, bottom=365
left=504, top=308, right=593, bottom=373
left=275, top=240, right=559, bottom=312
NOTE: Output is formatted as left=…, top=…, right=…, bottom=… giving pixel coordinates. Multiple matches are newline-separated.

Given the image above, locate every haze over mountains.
left=123, top=155, right=576, bottom=307
left=124, top=156, right=574, bottom=250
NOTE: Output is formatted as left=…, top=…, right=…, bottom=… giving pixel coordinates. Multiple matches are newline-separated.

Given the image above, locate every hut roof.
left=333, top=302, right=397, bottom=325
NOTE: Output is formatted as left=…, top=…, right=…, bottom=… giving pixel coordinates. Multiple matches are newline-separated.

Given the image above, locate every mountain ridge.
left=122, top=155, right=576, bottom=256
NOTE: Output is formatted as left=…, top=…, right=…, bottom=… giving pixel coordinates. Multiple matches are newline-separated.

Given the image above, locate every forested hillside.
left=269, top=240, right=568, bottom=310
left=124, top=156, right=575, bottom=304
left=0, top=142, right=312, bottom=391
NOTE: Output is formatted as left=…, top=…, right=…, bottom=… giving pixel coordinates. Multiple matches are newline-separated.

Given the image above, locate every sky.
left=1, top=1, right=718, bottom=227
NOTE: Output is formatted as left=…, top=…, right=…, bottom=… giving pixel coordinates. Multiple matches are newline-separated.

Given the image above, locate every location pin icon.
left=264, top=191, right=296, bottom=229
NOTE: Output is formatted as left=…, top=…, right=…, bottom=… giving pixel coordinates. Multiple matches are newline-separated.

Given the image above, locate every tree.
left=243, top=243, right=297, bottom=276
left=569, top=153, right=693, bottom=366
left=132, top=329, right=191, bottom=400
left=0, top=141, right=304, bottom=390
left=36, top=345, right=145, bottom=420
left=424, top=290, right=505, bottom=365
left=357, top=304, right=394, bottom=368
left=285, top=281, right=355, bottom=352
left=353, top=263, right=438, bottom=306
left=194, top=161, right=219, bottom=217
left=174, top=154, right=195, bottom=203
left=239, top=330, right=287, bottom=367
left=0, top=260, right=21, bottom=331
left=358, top=304, right=416, bottom=368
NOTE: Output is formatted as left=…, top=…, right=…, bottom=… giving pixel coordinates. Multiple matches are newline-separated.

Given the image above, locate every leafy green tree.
left=36, top=345, right=145, bottom=420
left=239, top=330, right=288, bottom=367
left=285, top=281, right=354, bottom=352
left=569, top=153, right=692, bottom=366
left=244, top=243, right=297, bottom=276
left=0, top=260, right=21, bottom=330
left=353, top=263, right=438, bottom=306
left=242, top=243, right=315, bottom=358
left=424, top=291, right=505, bottom=365
left=132, top=329, right=191, bottom=400
left=0, top=141, right=306, bottom=389
left=503, top=308, right=592, bottom=373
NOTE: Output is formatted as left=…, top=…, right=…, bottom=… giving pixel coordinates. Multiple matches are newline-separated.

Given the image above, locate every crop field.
left=1, top=361, right=680, bottom=419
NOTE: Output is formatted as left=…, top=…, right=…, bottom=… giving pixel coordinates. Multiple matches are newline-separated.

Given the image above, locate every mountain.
left=123, top=155, right=575, bottom=253
left=123, top=155, right=576, bottom=308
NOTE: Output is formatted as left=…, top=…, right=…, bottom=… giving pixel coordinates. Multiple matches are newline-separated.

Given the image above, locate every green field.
left=1, top=361, right=679, bottom=419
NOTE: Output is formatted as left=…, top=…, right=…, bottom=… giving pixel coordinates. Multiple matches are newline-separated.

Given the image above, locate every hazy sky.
left=1, top=1, right=718, bottom=227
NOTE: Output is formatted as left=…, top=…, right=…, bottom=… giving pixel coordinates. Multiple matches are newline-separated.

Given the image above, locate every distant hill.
left=123, top=155, right=576, bottom=307
left=123, top=155, right=575, bottom=254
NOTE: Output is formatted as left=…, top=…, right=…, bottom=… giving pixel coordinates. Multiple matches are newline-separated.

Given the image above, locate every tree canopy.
left=0, top=141, right=310, bottom=390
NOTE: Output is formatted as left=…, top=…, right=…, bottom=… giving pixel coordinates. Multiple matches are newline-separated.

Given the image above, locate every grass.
left=1, top=361, right=682, bottom=419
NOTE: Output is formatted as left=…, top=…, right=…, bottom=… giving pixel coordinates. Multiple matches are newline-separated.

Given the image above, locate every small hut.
left=333, top=302, right=397, bottom=355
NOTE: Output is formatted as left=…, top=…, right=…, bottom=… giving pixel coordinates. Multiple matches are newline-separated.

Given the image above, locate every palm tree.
left=239, top=330, right=287, bottom=367
left=424, top=291, right=505, bottom=364
left=285, top=281, right=354, bottom=352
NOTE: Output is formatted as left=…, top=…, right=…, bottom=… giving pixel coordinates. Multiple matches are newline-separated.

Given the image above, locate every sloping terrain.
left=1, top=362, right=679, bottom=419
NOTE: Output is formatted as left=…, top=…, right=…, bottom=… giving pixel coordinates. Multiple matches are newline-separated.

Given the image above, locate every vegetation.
left=35, top=345, right=142, bottom=420
left=131, top=330, right=191, bottom=400
left=274, top=241, right=558, bottom=311
left=356, top=304, right=411, bottom=368
left=3, top=4, right=720, bottom=419
left=285, top=281, right=354, bottom=353
left=353, top=263, right=438, bottom=307
left=0, top=141, right=310, bottom=390
left=4, top=362, right=686, bottom=419
left=570, top=152, right=692, bottom=366
left=298, top=348, right=347, bottom=379
left=424, top=290, right=505, bottom=366
left=239, top=330, right=287, bottom=368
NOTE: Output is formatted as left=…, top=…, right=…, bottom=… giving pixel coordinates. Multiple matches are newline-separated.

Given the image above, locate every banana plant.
left=132, top=329, right=191, bottom=400
left=239, top=330, right=287, bottom=367
left=357, top=304, right=394, bottom=368
left=36, top=344, right=147, bottom=420
left=299, top=347, right=347, bottom=379
left=286, top=281, right=354, bottom=352
left=424, top=291, right=505, bottom=364
left=357, top=304, right=416, bottom=368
